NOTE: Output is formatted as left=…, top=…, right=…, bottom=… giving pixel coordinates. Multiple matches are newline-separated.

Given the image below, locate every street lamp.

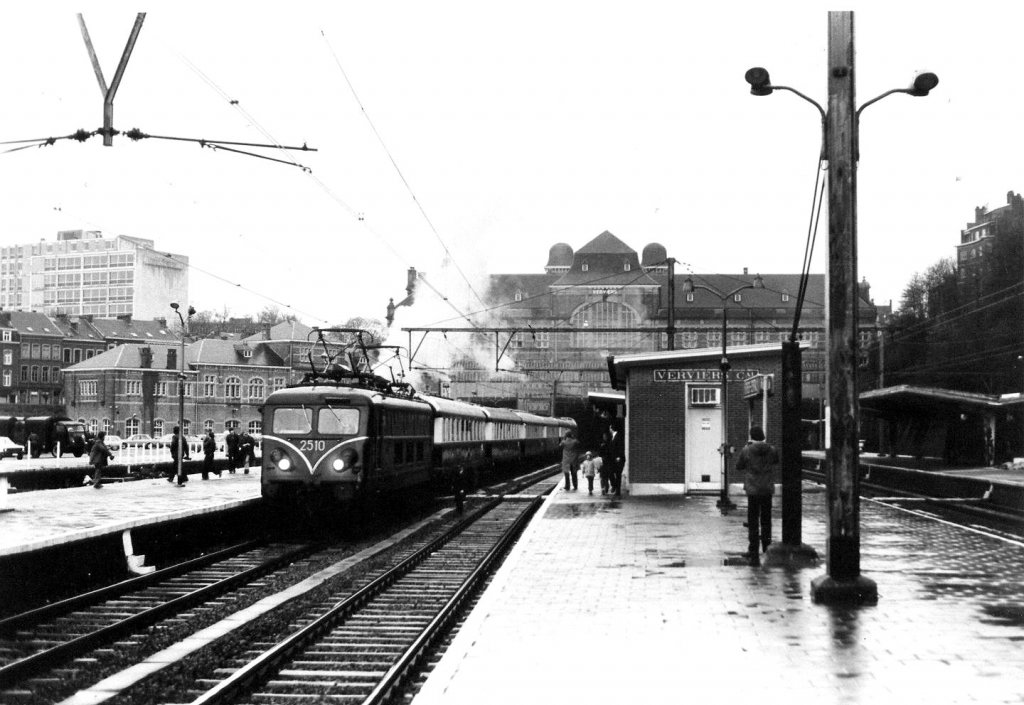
left=745, top=13, right=937, bottom=603
left=681, top=274, right=764, bottom=510
left=170, top=302, right=195, bottom=485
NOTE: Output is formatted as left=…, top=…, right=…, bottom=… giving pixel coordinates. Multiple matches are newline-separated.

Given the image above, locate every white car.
left=0, top=437, right=25, bottom=459
left=103, top=435, right=123, bottom=451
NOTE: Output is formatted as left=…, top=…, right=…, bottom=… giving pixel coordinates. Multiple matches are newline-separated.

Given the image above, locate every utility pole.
left=666, top=258, right=676, bottom=351
left=810, top=11, right=877, bottom=603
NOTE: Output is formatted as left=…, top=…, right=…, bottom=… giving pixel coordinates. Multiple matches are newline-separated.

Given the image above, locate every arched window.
left=225, top=419, right=240, bottom=431
left=88, top=418, right=99, bottom=433
left=224, top=376, right=241, bottom=399
left=102, top=418, right=111, bottom=433
left=204, top=419, right=215, bottom=433
left=570, top=302, right=639, bottom=349
left=153, top=418, right=165, bottom=437
left=248, top=377, right=265, bottom=401
left=125, top=418, right=140, bottom=436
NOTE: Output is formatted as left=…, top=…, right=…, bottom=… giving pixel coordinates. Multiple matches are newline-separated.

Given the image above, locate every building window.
left=153, top=419, right=165, bottom=436
left=623, top=261, right=631, bottom=271
left=571, top=302, right=638, bottom=348
left=728, top=331, right=748, bottom=346
left=686, top=292, right=694, bottom=302
left=689, top=387, right=720, bottom=406
left=203, top=374, right=217, bottom=398
left=1, top=330, right=10, bottom=342
left=248, top=420, right=262, bottom=435
left=754, top=331, right=771, bottom=344
left=225, top=419, right=240, bottom=431
left=2, top=370, right=10, bottom=387
left=102, top=418, right=111, bottom=433
left=204, top=419, right=215, bottom=433
left=707, top=331, right=721, bottom=348
left=21, top=343, right=30, bottom=357
left=679, top=331, right=698, bottom=349
left=20, top=365, right=28, bottom=382
left=155, top=381, right=169, bottom=397
left=125, top=418, right=140, bottom=436
left=247, top=377, right=265, bottom=401
left=582, top=261, right=589, bottom=272
left=88, top=418, right=98, bottom=433
left=534, top=331, right=550, bottom=349
left=73, top=348, right=82, bottom=362
left=182, top=419, right=192, bottom=435
left=514, top=289, right=523, bottom=301
left=733, top=293, right=742, bottom=303
left=79, top=379, right=98, bottom=398
left=63, top=348, right=72, bottom=363
left=271, top=377, right=286, bottom=393
left=782, top=292, right=790, bottom=302
left=30, top=365, right=39, bottom=382
left=224, top=376, right=241, bottom=399
left=31, top=343, right=40, bottom=358
left=125, top=379, right=141, bottom=395
left=3, top=350, right=11, bottom=365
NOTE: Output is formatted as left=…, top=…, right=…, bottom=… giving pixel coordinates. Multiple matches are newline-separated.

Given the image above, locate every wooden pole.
left=810, top=11, right=877, bottom=603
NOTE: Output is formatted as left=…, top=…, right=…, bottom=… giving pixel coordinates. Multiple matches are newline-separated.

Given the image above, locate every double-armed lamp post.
left=744, top=11, right=937, bottom=602
left=681, top=274, right=764, bottom=511
left=170, top=302, right=195, bottom=485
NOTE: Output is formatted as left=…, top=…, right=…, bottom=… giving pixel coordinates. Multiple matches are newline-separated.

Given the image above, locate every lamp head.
left=170, top=302, right=179, bottom=310
left=745, top=67, right=774, bottom=96
left=681, top=277, right=695, bottom=293
left=910, top=72, right=939, bottom=97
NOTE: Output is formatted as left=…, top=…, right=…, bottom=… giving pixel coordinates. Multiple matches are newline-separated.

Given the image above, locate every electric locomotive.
left=259, top=327, right=577, bottom=508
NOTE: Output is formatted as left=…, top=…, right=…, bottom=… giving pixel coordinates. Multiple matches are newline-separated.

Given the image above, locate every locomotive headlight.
left=334, top=448, right=359, bottom=472
left=270, top=448, right=292, bottom=471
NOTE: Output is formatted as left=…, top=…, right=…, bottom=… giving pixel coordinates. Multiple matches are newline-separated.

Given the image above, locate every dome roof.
left=641, top=242, right=668, bottom=267
left=546, top=242, right=574, bottom=268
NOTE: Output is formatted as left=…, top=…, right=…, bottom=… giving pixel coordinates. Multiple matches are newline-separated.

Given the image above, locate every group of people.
left=556, top=420, right=780, bottom=567
left=558, top=419, right=625, bottom=497
left=85, top=426, right=258, bottom=488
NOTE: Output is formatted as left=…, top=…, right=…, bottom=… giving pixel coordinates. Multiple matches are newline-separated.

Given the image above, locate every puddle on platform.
left=544, top=503, right=621, bottom=519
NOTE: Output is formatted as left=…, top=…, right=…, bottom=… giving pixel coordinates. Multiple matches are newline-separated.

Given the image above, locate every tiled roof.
left=576, top=231, right=635, bottom=255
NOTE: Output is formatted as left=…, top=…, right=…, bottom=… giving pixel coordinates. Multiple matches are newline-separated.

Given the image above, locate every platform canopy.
left=860, top=385, right=1024, bottom=418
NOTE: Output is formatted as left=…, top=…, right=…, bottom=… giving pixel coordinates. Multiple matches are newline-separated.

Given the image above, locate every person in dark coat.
left=167, top=426, right=190, bottom=485
left=735, top=425, right=779, bottom=565
left=558, top=431, right=579, bottom=491
left=202, top=430, right=220, bottom=480
left=87, top=431, right=114, bottom=489
left=225, top=428, right=240, bottom=474
left=238, top=430, right=256, bottom=473
left=609, top=419, right=625, bottom=497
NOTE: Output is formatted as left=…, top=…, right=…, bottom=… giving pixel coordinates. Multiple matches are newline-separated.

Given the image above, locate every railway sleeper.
left=289, top=660, right=393, bottom=671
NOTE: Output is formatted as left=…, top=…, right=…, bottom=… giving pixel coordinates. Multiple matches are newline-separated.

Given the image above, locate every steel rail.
left=189, top=495, right=510, bottom=705
left=0, top=542, right=315, bottom=688
left=0, top=539, right=263, bottom=634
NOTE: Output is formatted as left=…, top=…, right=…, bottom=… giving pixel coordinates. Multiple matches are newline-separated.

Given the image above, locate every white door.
left=685, top=385, right=722, bottom=492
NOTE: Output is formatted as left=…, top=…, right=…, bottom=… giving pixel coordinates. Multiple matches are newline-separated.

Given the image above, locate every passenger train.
left=260, top=330, right=576, bottom=507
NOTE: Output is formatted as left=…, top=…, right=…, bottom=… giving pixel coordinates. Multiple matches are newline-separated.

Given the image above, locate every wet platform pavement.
left=414, top=483, right=1024, bottom=704
left=0, top=470, right=261, bottom=557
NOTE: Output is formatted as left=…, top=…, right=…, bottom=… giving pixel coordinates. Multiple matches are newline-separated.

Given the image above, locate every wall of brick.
left=624, top=348, right=786, bottom=488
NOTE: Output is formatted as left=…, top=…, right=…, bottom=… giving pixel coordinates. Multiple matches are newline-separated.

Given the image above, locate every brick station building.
left=607, top=343, right=806, bottom=496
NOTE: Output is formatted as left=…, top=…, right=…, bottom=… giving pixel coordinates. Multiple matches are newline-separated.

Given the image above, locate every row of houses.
left=0, top=315, right=324, bottom=437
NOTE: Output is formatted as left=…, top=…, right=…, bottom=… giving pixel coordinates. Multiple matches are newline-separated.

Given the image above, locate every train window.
left=417, top=442, right=424, bottom=461
left=318, top=407, right=359, bottom=434
left=273, top=407, right=313, bottom=434
left=395, top=442, right=404, bottom=464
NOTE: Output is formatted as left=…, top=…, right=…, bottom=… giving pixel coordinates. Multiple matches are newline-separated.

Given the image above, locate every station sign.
left=653, top=369, right=758, bottom=382
left=743, top=374, right=774, bottom=399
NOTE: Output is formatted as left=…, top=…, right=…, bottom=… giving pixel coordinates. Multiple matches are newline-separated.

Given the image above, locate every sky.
left=1, top=2, right=1021, bottom=338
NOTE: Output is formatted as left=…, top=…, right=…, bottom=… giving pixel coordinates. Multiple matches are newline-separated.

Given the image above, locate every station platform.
left=414, top=483, right=1024, bottom=704
left=0, top=469, right=261, bottom=558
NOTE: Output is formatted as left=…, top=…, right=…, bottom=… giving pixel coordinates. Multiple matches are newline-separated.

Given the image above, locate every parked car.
left=0, top=437, right=25, bottom=459
left=123, top=433, right=158, bottom=449
left=104, top=435, right=123, bottom=451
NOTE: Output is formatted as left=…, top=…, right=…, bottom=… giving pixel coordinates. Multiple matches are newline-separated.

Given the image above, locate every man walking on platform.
left=87, top=431, right=114, bottom=489
left=167, top=426, right=189, bottom=485
left=609, top=419, right=625, bottom=497
left=202, top=430, right=220, bottom=480
left=225, top=427, right=240, bottom=474
left=735, top=425, right=779, bottom=565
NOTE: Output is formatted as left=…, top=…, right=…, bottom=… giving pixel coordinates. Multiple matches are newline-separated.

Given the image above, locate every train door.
left=684, top=385, right=722, bottom=493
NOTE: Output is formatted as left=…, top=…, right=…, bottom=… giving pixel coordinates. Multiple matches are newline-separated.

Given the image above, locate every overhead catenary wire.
left=319, top=28, right=487, bottom=311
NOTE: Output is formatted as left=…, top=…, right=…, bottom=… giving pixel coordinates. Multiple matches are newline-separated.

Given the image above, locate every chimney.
left=117, top=313, right=132, bottom=325
left=140, top=346, right=153, bottom=368
left=156, top=317, right=167, bottom=328
left=0, top=311, right=10, bottom=327
left=743, top=267, right=748, bottom=275
left=166, top=347, right=177, bottom=370
left=858, top=277, right=871, bottom=303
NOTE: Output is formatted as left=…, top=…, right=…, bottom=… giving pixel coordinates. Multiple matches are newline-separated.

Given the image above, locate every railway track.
left=0, top=541, right=315, bottom=691
left=802, top=466, right=1024, bottom=537
left=182, top=493, right=546, bottom=705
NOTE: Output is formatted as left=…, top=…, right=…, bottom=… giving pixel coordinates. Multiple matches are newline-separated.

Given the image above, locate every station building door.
left=685, top=385, right=722, bottom=493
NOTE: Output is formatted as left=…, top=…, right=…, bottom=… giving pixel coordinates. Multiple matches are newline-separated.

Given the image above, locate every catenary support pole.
left=810, top=11, right=877, bottom=603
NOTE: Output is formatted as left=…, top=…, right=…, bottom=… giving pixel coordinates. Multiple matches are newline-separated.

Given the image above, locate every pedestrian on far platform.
left=609, top=418, right=625, bottom=497
left=735, top=425, right=779, bottom=566
left=225, top=427, right=240, bottom=474
left=238, top=430, right=256, bottom=473
left=559, top=431, right=579, bottom=491
left=87, top=430, right=114, bottom=489
left=202, top=430, right=220, bottom=480
left=167, top=426, right=189, bottom=485
left=580, top=451, right=600, bottom=495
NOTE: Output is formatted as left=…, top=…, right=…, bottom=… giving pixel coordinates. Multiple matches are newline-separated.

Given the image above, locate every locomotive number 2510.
left=299, top=440, right=327, bottom=452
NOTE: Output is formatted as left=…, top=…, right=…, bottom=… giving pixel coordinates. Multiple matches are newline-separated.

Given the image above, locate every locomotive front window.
left=318, top=407, right=360, bottom=435
left=273, top=407, right=313, bottom=434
